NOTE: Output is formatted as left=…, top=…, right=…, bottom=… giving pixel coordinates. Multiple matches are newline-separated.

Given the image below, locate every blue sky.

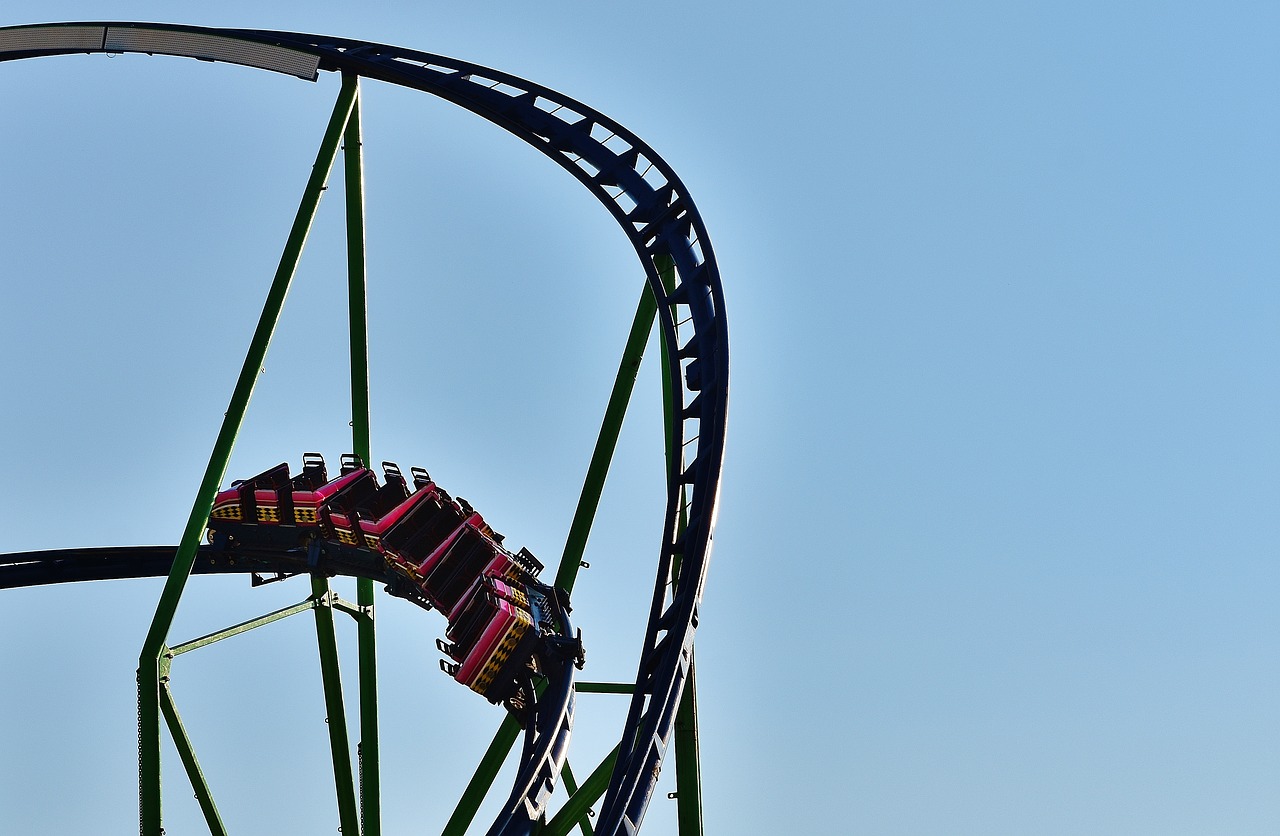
left=1, top=3, right=1277, bottom=834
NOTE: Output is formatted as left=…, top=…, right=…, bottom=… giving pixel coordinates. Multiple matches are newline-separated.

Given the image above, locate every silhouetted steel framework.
left=0, top=22, right=727, bottom=836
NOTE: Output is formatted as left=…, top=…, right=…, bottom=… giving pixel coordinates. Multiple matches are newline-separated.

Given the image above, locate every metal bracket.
left=250, top=571, right=300, bottom=587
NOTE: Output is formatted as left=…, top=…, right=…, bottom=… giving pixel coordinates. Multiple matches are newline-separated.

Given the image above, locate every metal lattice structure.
left=0, top=22, right=727, bottom=836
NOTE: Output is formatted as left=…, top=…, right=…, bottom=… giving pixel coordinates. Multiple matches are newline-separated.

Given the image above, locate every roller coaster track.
left=0, top=546, right=391, bottom=591
left=0, top=22, right=727, bottom=836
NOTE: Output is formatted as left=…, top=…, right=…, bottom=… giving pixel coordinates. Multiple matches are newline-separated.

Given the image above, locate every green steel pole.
left=671, top=654, right=703, bottom=836
left=559, top=762, right=595, bottom=836
left=553, top=280, right=660, bottom=593
left=169, top=598, right=320, bottom=657
left=442, top=714, right=522, bottom=835
left=342, top=75, right=382, bottom=836
left=344, top=79, right=371, bottom=462
left=654, top=253, right=705, bottom=835
left=312, top=577, right=363, bottom=835
left=136, top=75, right=359, bottom=836
left=574, top=682, right=634, bottom=695
left=157, top=673, right=229, bottom=836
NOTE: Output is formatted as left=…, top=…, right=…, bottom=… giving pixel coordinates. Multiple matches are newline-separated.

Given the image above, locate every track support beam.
left=671, top=656, right=704, bottom=836
left=656, top=254, right=705, bottom=836
left=158, top=693, right=228, bottom=835
left=157, top=654, right=229, bottom=836
left=313, top=576, right=363, bottom=836
left=342, top=71, right=382, bottom=836
left=553, top=279, right=661, bottom=594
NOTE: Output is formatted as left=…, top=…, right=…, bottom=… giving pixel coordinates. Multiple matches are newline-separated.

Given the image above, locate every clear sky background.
left=1, top=3, right=1277, bottom=835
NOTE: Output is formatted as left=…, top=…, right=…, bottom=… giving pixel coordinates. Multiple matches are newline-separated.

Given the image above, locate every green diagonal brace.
left=559, top=762, right=594, bottom=836
left=137, top=74, right=360, bottom=836
left=157, top=678, right=229, bottom=836
left=542, top=745, right=619, bottom=836
left=169, top=598, right=320, bottom=657
left=553, top=280, right=661, bottom=593
left=441, top=714, right=523, bottom=836
left=444, top=279, right=659, bottom=834
left=156, top=594, right=329, bottom=836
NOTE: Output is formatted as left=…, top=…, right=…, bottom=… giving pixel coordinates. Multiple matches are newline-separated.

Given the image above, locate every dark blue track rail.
left=0, top=545, right=412, bottom=596
left=0, top=22, right=728, bottom=836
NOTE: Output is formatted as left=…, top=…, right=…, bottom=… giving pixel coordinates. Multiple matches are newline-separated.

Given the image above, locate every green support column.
left=312, top=577, right=363, bottom=836
left=344, top=83, right=371, bottom=459
left=671, top=655, right=704, bottom=835
left=655, top=253, right=705, bottom=836
left=137, top=74, right=360, bottom=836
left=342, top=74, right=382, bottom=836
left=309, top=72, right=369, bottom=836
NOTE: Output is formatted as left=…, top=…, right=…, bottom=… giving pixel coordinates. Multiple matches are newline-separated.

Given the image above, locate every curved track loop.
left=0, top=22, right=727, bottom=835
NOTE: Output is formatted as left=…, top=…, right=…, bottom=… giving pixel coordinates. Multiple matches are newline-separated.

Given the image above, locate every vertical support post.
left=655, top=253, right=705, bottom=835
left=310, top=75, right=367, bottom=836
left=345, top=87, right=371, bottom=458
left=137, top=74, right=360, bottom=836
left=671, top=655, right=704, bottom=836
left=312, top=578, right=363, bottom=836
left=342, top=73, right=382, bottom=836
